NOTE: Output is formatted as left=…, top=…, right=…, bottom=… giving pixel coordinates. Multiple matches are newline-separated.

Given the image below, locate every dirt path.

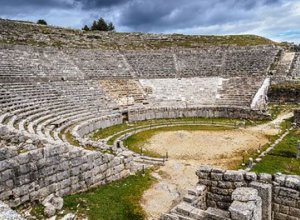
left=141, top=112, right=293, bottom=219
left=246, top=111, right=293, bottom=136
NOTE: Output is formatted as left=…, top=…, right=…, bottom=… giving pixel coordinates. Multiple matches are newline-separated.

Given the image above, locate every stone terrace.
left=0, top=44, right=280, bottom=81
left=291, top=53, right=300, bottom=79
left=1, top=19, right=299, bottom=219
left=0, top=81, right=119, bottom=144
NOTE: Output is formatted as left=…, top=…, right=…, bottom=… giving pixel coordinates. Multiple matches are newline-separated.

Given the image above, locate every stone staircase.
left=161, top=184, right=231, bottom=220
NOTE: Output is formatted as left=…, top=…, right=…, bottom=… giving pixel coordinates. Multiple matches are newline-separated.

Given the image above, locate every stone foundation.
left=162, top=166, right=300, bottom=220
left=0, top=125, right=135, bottom=208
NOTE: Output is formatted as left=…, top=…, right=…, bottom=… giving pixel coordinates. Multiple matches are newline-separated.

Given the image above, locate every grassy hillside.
left=0, top=19, right=276, bottom=50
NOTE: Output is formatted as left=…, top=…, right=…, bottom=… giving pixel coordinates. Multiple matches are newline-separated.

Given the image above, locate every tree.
left=37, top=19, right=47, bottom=25
left=90, top=20, right=98, bottom=31
left=87, top=17, right=115, bottom=32
left=82, top=25, right=90, bottom=31
left=97, top=18, right=109, bottom=31
left=107, top=22, right=115, bottom=31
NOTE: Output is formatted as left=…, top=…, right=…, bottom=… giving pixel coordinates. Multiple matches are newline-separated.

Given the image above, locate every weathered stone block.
left=285, top=176, right=300, bottom=190
left=289, top=207, right=300, bottom=217
left=250, top=181, right=272, bottom=220
left=229, top=201, right=254, bottom=220
left=258, top=173, right=272, bottom=183
left=245, top=172, right=257, bottom=181
left=224, top=171, right=244, bottom=182
left=197, top=165, right=212, bottom=174
left=211, top=173, right=223, bottom=181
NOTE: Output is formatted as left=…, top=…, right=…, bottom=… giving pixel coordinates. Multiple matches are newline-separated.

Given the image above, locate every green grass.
left=29, top=170, right=155, bottom=220
left=107, top=130, right=130, bottom=145
left=0, top=21, right=277, bottom=49
left=91, top=117, right=263, bottom=143
left=270, top=82, right=300, bottom=90
left=65, top=131, right=80, bottom=147
left=267, top=104, right=300, bottom=119
left=62, top=170, right=155, bottom=220
left=236, top=118, right=293, bottom=170
left=91, top=123, right=129, bottom=141
left=124, top=125, right=233, bottom=157
left=252, top=129, right=300, bottom=175
left=30, top=204, right=45, bottom=219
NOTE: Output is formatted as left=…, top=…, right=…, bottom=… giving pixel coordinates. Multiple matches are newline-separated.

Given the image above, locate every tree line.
left=82, top=17, right=115, bottom=32
left=36, top=17, right=115, bottom=32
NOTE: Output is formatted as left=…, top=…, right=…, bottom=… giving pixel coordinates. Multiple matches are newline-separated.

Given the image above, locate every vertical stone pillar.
left=229, top=187, right=262, bottom=220
left=250, top=182, right=272, bottom=220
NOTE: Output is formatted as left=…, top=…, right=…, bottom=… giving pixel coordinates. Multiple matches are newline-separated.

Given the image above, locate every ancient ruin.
left=0, top=19, right=299, bottom=219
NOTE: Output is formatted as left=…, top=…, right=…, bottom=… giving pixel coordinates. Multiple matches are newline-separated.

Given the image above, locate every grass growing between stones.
left=62, top=170, right=155, bottom=220
left=252, top=129, right=300, bottom=175
left=267, top=104, right=300, bottom=119
left=29, top=204, right=44, bottom=219
left=123, top=125, right=232, bottom=158
left=65, top=131, right=80, bottom=147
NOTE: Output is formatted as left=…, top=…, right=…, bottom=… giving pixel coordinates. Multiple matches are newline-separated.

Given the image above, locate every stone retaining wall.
left=128, top=107, right=270, bottom=122
left=72, top=107, right=270, bottom=140
left=0, top=125, right=134, bottom=208
left=72, top=114, right=123, bottom=139
left=196, top=166, right=300, bottom=219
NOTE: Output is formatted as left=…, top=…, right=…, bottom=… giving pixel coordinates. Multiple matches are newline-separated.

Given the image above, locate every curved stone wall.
left=127, top=107, right=270, bottom=123
left=71, top=107, right=270, bottom=141
left=0, top=125, right=135, bottom=208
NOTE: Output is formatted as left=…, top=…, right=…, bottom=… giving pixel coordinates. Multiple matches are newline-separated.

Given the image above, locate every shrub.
left=37, top=19, right=47, bottom=25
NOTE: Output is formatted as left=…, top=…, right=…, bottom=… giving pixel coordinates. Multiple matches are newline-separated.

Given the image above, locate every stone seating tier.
left=0, top=44, right=279, bottom=81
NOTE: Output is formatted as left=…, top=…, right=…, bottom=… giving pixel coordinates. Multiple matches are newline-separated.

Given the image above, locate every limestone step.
left=204, top=207, right=231, bottom=220
left=170, top=202, right=206, bottom=220
left=183, top=194, right=196, bottom=203
left=188, top=185, right=206, bottom=196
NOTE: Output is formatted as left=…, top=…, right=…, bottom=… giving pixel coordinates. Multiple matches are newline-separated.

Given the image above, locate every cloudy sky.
left=0, top=0, right=300, bottom=43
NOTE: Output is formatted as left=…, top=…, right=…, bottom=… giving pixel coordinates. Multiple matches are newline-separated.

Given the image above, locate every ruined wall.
left=0, top=125, right=134, bottom=208
left=128, top=107, right=270, bottom=122
left=196, top=166, right=300, bottom=220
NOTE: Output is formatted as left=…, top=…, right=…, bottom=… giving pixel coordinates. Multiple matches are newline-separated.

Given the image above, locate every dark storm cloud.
left=118, top=0, right=283, bottom=32
left=0, top=0, right=299, bottom=43
left=0, top=0, right=74, bottom=10
left=74, top=0, right=130, bottom=9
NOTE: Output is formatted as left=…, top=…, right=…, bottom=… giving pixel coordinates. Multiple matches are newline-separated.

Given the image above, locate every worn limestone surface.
left=0, top=124, right=135, bottom=210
